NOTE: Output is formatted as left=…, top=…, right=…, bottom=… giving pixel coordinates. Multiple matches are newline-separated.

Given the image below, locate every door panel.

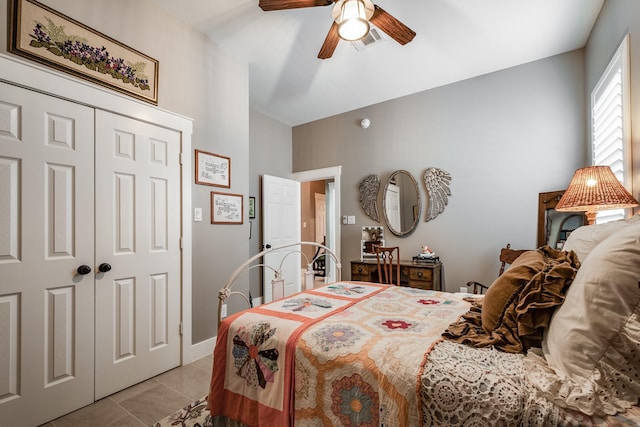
left=314, top=193, right=326, bottom=243
left=0, top=82, right=95, bottom=427
left=94, top=110, right=181, bottom=399
left=262, top=175, right=301, bottom=302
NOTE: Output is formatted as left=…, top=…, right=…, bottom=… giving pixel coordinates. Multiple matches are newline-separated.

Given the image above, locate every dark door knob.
left=77, top=265, right=92, bottom=275
left=265, top=244, right=272, bottom=249
left=98, top=263, right=112, bottom=273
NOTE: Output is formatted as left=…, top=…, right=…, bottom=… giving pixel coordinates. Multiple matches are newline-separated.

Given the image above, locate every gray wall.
left=585, top=0, right=640, bottom=202
left=293, top=50, right=587, bottom=291
left=0, top=0, right=250, bottom=343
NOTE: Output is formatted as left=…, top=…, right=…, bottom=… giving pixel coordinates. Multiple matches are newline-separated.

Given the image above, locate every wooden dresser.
left=350, top=260, right=442, bottom=291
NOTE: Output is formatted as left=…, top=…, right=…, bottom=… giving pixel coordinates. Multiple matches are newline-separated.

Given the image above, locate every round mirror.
left=383, top=170, right=421, bottom=237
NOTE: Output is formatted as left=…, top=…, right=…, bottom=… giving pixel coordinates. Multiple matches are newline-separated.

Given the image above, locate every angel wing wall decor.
left=358, top=174, right=381, bottom=222
left=423, top=168, right=452, bottom=222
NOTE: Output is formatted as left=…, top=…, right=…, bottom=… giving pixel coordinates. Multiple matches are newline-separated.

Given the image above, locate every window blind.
left=591, top=35, right=631, bottom=223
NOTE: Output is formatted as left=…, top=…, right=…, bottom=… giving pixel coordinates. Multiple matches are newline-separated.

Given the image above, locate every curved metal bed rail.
left=217, top=241, right=342, bottom=327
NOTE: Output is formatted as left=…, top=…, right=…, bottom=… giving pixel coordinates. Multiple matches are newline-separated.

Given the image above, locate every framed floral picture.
left=211, top=192, right=243, bottom=225
left=8, top=0, right=159, bottom=104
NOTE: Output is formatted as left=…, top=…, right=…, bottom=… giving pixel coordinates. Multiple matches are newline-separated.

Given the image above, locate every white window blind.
left=591, top=35, right=631, bottom=223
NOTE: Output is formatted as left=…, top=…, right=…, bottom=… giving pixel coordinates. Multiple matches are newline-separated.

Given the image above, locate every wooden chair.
left=374, top=246, right=401, bottom=286
left=468, top=243, right=529, bottom=294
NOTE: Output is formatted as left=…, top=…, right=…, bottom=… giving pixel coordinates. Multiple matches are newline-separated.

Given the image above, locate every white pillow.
left=542, top=221, right=640, bottom=416
left=562, top=214, right=640, bottom=262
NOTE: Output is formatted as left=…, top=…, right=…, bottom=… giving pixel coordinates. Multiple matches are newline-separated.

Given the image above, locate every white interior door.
left=262, top=174, right=301, bottom=302
left=94, top=111, right=181, bottom=399
left=0, top=83, right=95, bottom=426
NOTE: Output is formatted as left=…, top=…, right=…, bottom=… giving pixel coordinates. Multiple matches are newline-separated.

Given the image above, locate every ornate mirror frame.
left=382, top=170, right=421, bottom=237
left=537, top=190, right=586, bottom=248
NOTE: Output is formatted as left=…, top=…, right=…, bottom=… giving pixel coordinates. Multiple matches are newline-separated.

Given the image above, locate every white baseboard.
left=187, top=336, right=216, bottom=364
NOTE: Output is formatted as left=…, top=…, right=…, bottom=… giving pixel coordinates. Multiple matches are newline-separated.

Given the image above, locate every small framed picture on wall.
left=211, top=192, right=243, bottom=224
left=195, top=149, right=231, bottom=188
left=249, top=197, right=256, bottom=219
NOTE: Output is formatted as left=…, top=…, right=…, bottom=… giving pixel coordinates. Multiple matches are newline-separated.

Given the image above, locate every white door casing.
left=0, top=83, right=95, bottom=427
left=262, top=174, right=301, bottom=302
left=315, top=192, right=326, bottom=244
left=291, top=166, right=342, bottom=281
left=94, top=110, right=181, bottom=399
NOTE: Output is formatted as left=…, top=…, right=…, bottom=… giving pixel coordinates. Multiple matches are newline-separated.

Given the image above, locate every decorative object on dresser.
left=412, top=244, right=439, bottom=264
left=361, top=225, right=384, bottom=260
left=423, top=167, right=452, bottom=222
left=555, top=165, right=639, bottom=225
left=358, top=174, right=381, bottom=222
left=351, top=259, right=442, bottom=290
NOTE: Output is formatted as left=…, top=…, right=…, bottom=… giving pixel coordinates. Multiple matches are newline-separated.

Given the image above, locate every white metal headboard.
left=217, top=241, right=342, bottom=327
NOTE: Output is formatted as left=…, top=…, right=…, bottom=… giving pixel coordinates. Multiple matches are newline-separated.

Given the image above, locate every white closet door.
left=0, top=83, right=95, bottom=426
left=94, top=110, right=181, bottom=399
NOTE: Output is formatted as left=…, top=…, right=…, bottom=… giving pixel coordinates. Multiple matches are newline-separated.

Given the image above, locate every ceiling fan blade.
left=318, top=22, right=340, bottom=59
left=370, top=5, right=416, bottom=45
left=259, top=0, right=334, bottom=11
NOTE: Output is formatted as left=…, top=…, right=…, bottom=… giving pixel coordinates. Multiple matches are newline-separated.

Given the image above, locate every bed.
left=207, top=217, right=640, bottom=426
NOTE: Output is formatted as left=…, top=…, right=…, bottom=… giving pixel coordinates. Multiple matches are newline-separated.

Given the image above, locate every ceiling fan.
left=258, top=0, right=416, bottom=59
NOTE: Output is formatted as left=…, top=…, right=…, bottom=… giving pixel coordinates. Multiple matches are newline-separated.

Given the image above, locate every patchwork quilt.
left=207, top=282, right=471, bottom=427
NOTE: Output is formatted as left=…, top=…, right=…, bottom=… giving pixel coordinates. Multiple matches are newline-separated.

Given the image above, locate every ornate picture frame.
left=8, top=0, right=159, bottom=104
left=195, top=149, right=231, bottom=188
left=211, top=192, right=243, bottom=225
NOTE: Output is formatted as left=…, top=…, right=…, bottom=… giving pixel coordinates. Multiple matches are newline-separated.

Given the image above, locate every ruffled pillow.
left=481, top=250, right=543, bottom=332
left=562, top=214, right=640, bottom=262
left=539, top=222, right=640, bottom=416
left=443, top=247, right=579, bottom=354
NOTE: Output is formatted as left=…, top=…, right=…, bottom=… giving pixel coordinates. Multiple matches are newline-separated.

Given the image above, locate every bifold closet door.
left=0, top=82, right=95, bottom=427
left=94, top=110, right=181, bottom=399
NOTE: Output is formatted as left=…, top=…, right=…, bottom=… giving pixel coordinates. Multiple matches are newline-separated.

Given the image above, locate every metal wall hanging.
left=423, top=167, right=452, bottom=222
left=358, top=174, right=380, bottom=222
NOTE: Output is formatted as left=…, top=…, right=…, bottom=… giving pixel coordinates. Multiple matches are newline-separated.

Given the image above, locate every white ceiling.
left=149, top=0, right=603, bottom=126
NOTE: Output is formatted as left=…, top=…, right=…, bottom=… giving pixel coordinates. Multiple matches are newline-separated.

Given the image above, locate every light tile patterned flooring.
left=40, top=354, right=213, bottom=427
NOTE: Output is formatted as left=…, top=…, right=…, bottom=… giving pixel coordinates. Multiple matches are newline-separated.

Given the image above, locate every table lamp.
left=555, top=165, right=639, bottom=225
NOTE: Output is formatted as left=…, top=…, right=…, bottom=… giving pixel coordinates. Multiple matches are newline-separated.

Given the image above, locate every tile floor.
left=40, top=354, right=213, bottom=427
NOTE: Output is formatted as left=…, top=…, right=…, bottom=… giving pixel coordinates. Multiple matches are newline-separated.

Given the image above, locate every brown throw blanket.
left=443, top=247, right=580, bottom=353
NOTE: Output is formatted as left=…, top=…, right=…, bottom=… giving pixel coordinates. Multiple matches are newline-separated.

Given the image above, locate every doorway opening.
left=292, top=166, right=342, bottom=284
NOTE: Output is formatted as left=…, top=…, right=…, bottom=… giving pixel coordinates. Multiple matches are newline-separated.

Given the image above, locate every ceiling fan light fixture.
left=337, top=0, right=370, bottom=41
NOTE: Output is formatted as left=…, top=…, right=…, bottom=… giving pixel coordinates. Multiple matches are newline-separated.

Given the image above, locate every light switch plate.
left=194, top=207, right=202, bottom=222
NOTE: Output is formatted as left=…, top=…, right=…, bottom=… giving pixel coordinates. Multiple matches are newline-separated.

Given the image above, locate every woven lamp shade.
left=556, top=165, right=639, bottom=224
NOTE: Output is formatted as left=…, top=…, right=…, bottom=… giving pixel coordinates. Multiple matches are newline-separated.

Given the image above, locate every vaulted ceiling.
left=149, top=0, right=604, bottom=126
